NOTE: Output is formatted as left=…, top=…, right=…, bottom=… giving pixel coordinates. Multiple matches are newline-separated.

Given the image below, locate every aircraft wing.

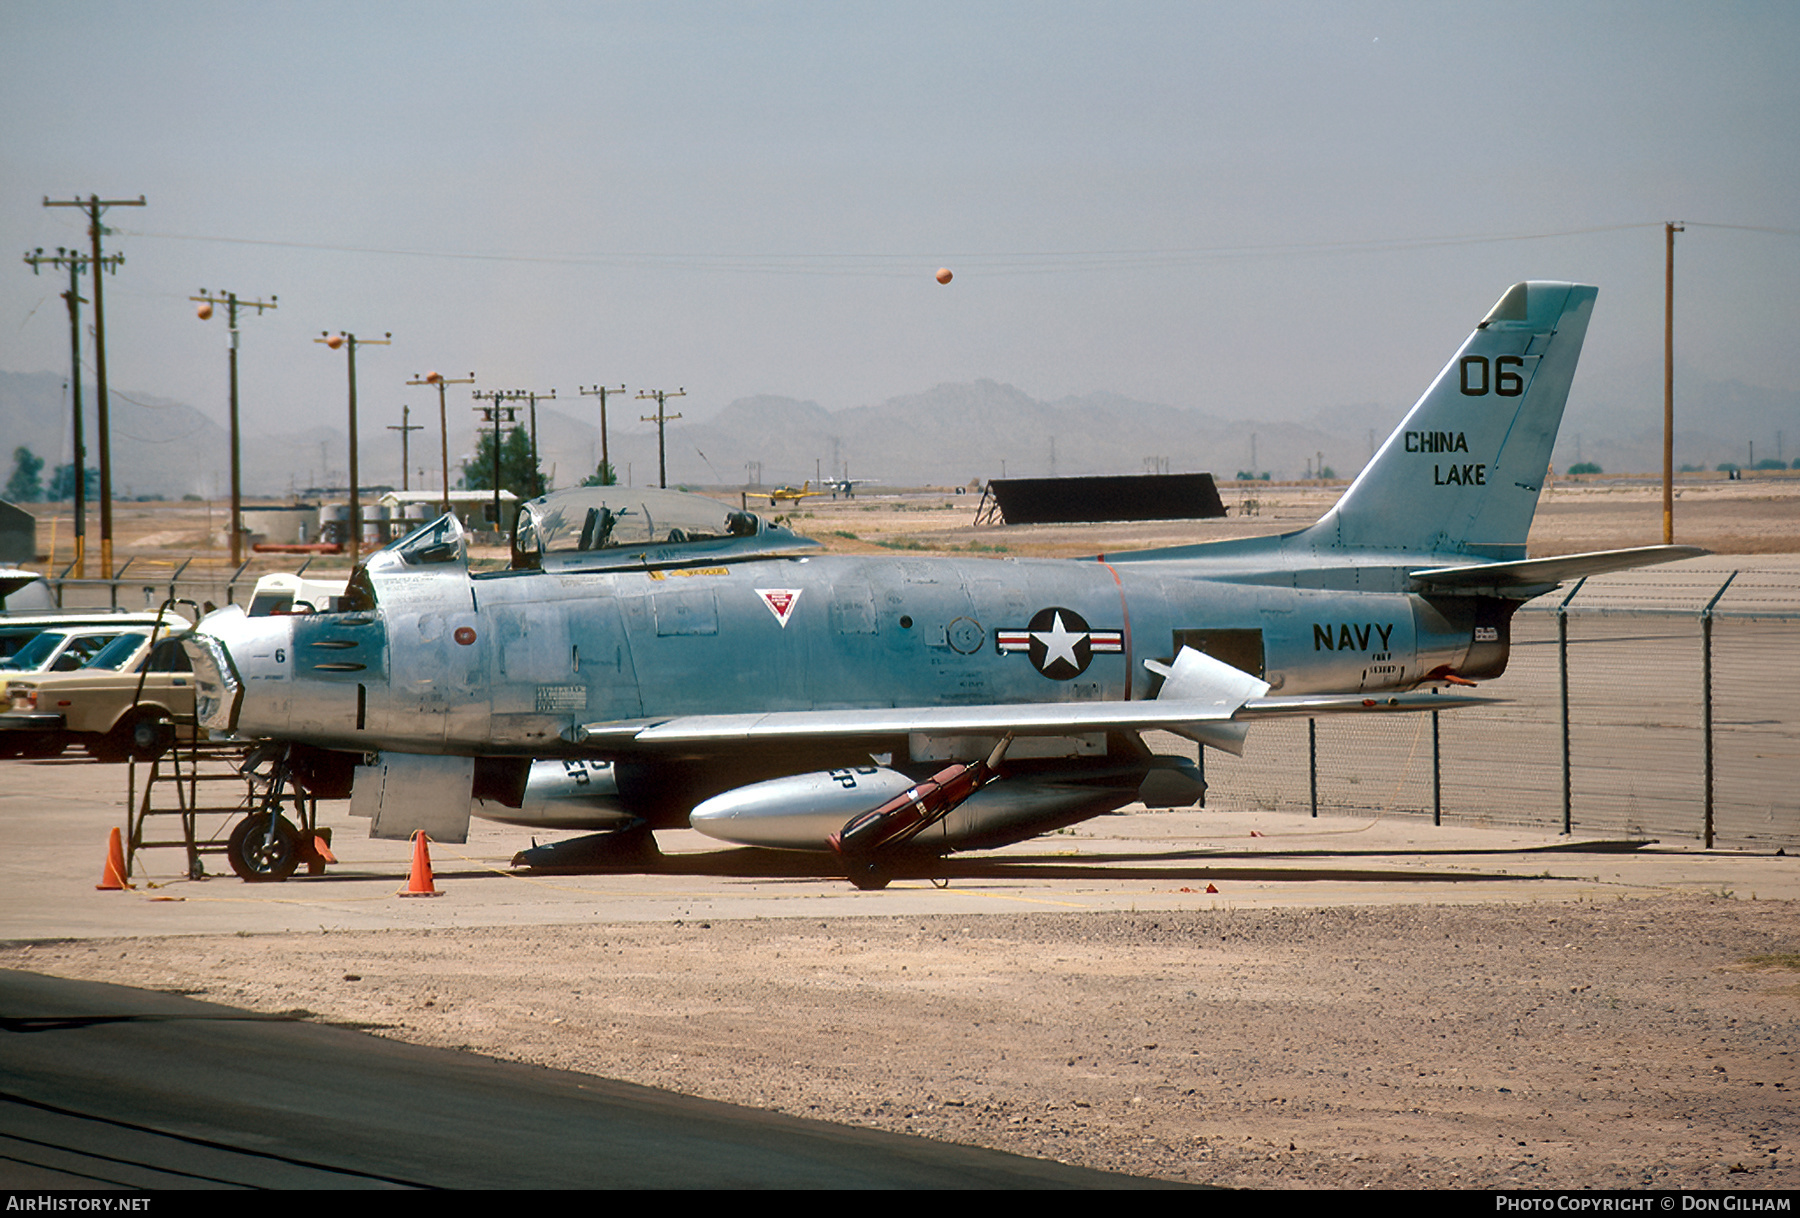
left=1410, top=545, right=1707, bottom=593
left=569, top=647, right=1491, bottom=756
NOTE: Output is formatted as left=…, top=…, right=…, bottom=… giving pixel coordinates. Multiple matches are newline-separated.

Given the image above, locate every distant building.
left=241, top=505, right=318, bottom=547
left=379, top=490, right=520, bottom=535
left=977, top=474, right=1226, bottom=525
left=0, top=500, right=34, bottom=565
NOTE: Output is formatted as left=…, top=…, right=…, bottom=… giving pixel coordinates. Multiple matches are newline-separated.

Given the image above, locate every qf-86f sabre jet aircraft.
left=186, top=282, right=1700, bottom=885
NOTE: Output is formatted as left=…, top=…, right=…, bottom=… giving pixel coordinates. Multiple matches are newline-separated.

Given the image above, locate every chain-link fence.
left=43, top=555, right=347, bottom=615
left=1197, top=563, right=1800, bottom=851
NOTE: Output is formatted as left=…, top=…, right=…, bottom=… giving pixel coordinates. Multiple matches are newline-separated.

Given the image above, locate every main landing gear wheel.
left=846, top=861, right=892, bottom=891
left=227, top=813, right=301, bottom=883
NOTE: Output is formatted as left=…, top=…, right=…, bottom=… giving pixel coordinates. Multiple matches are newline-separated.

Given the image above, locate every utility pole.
left=23, top=246, right=115, bottom=578
left=315, top=331, right=390, bottom=568
left=472, top=389, right=526, bottom=531
left=637, top=388, right=685, bottom=488
left=43, top=195, right=143, bottom=579
left=518, top=388, right=555, bottom=497
left=408, top=371, right=475, bottom=516
left=387, top=405, right=424, bottom=491
left=1664, top=220, right=1684, bottom=545
left=192, top=289, right=277, bottom=565
left=578, top=383, right=626, bottom=484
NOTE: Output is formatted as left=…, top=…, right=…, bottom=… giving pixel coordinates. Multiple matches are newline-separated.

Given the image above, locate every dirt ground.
left=6, top=897, right=1795, bottom=1190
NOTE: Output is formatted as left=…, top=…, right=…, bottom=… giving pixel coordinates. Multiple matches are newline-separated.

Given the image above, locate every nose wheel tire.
left=227, top=814, right=301, bottom=883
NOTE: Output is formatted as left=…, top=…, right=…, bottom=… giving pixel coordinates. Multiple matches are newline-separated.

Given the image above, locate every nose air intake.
left=185, top=611, right=247, bottom=732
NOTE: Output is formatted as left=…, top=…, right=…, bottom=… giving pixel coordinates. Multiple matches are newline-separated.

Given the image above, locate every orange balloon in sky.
left=326, top=334, right=344, bottom=350
left=196, top=302, right=213, bottom=320
left=935, top=268, right=953, bottom=284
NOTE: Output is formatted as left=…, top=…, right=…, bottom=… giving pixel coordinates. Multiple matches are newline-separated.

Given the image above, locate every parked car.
left=1, top=619, right=196, bottom=761
left=0, top=611, right=187, bottom=671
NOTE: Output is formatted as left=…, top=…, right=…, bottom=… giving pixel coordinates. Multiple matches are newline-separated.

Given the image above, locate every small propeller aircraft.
left=186, top=281, right=1699, bottom=885
left=766, top=481, right=826, bottom=507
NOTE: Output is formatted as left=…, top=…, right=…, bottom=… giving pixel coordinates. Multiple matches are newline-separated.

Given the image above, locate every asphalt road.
left=0, top=969, right=1166, bottom=1189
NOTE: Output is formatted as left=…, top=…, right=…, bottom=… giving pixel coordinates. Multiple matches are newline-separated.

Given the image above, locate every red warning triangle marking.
left=757, top=588, right=802, bottom=627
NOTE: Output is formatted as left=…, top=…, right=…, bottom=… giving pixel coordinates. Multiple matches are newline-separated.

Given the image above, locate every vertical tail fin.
left=1301, top=281, right=1597, bottom=560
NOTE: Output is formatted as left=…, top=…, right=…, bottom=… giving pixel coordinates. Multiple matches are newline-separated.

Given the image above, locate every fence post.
left=1308, top=718, right=1317, bottom=817
left=225, top=557, right=253, bottom=607
left=1557, top=577, right=1586, bottom=836
left=1432, top=709, right=1441, bottom=826
left=1701, top=572, right=1739, bottom=850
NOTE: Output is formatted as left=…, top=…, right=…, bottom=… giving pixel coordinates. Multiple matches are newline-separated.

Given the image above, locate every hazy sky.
left=3, top=1, right=1796, bottom=458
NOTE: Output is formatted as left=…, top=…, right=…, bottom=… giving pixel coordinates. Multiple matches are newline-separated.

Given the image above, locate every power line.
left=578, top=384, right=627, bottom=485
left=637, top=388, right=685, bottom=489
left=42, top=195, right=144, bottom=580
left=192, top=289, right=278, bottom=565
left=22, top=245, right=115, bottom=578
left=314, top=331, right=391, bottom=569
left=471, top=389, right=526, bottom=533
left=408, top=371, right=475, bottom=514
left=106, top=220, right=1786, bottom=278
left=387, top=405, right=424, bottom=492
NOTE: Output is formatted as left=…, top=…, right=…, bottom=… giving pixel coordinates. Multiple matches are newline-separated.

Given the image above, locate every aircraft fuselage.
left=201, top=550, right=1496, bottom=759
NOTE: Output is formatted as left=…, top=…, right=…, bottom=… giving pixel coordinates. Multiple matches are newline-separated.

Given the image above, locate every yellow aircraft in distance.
left=767, top=481, right=827, bottom=507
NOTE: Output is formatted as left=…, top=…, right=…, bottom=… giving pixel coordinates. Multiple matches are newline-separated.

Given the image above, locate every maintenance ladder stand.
left=126, top=741, right=320, bottom=881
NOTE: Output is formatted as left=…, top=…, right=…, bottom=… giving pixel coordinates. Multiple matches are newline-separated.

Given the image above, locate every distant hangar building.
left=974, top=473, right=1227, bottom=526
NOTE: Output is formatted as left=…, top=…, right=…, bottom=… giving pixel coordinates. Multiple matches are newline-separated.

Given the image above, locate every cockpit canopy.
left=509, top=486, right=819, bottom=572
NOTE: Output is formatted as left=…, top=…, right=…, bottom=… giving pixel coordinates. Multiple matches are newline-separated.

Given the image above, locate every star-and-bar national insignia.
left=756, top=588, right=803, bottom=628
left=996, top=607, right=1123, bottom=680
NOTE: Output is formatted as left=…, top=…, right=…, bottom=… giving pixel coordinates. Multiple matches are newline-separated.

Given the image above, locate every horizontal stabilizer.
left=1410, top=545, right=1707, bottom=592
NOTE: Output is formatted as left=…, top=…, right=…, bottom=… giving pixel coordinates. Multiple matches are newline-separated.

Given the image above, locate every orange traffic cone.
left=97, top=827, right=132, bottom=891
left=398, top=831, right=442, bottom=897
